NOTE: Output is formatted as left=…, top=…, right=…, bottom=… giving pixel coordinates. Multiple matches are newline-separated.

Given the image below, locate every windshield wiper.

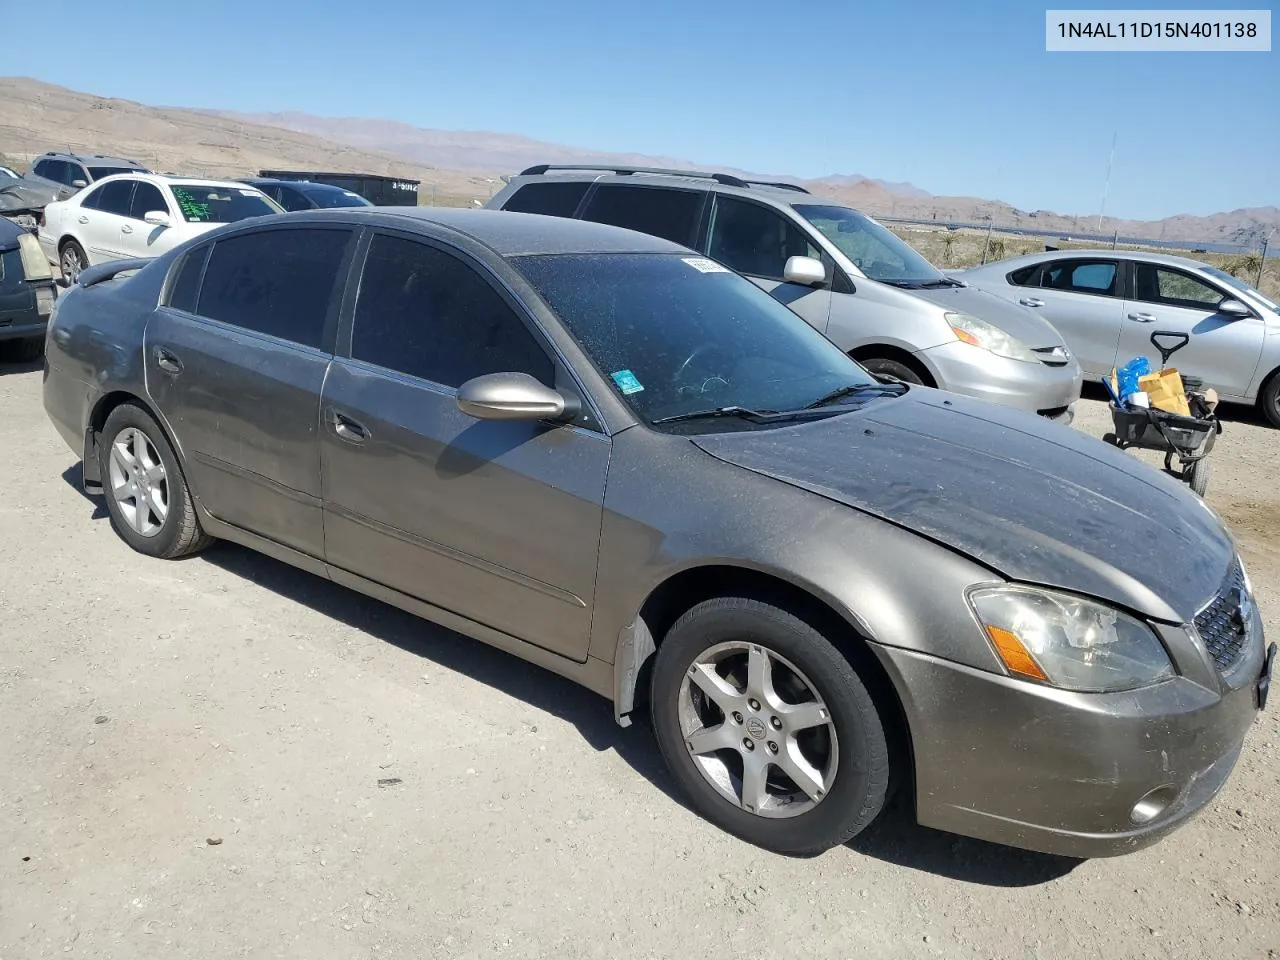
left=803, top=382, right=908, bottom=409
left=918, top=277, right=963, bottom=288
left=650, top=405, right=776, bottom=425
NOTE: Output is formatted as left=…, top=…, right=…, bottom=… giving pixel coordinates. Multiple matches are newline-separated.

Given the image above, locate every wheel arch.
left=614, top=563, right=915, bottom=796
left=848, top=344, right=936, bottom=387
left=1256, top=362, right=1280, bottom=425
left=81, top=390, right=177, bottom=493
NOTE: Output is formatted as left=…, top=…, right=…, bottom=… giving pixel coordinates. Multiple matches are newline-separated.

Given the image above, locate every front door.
left=145, top=224, right=356, bottom=558
left=1116, top=261, right=1267, bottom=399
left=320, top=231, right=609, bottom=660
left=705, top=194, right=835, bottom=332
left=1019, top=258, right=1126, bottom=377
left=118, top=180, right=176, bottom=260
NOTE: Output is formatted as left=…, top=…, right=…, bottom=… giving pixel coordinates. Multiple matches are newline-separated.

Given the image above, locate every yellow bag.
left=1138, top=368, right=1191, bottom=417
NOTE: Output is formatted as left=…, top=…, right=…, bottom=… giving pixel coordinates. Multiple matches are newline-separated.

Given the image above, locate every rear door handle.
left=1127, top=312, right=1157, bottom=323
left=77, top=215, right=89, bottom=224
left=154, top=346, right=183, bottom=374
left=331, top=411, right=370, bottom=443
left=122, top=224, right=133, bottom=234
left=1018, top=297, right=1045, bottom=307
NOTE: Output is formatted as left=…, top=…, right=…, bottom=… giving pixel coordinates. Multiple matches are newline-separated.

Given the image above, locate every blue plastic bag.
left=1116, top=356, right=1151, bottom=403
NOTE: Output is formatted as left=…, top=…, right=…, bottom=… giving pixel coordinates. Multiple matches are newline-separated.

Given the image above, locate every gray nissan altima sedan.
left=42, top=208, right=1273, bottom=858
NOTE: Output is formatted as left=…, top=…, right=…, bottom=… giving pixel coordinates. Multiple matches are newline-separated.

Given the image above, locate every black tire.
left=1261, top=374, right=1280, bottom=429
left=1187, top=457, right=1211, bottom=497
left=650, top=597, right=890, bottom=856
left=3, top=335, right=43, bottom=363
left=97, top=402, right=213, bottom=559
left=858, top=357, right=926, bottom=386
left=59, top=239, right=88, bottom=286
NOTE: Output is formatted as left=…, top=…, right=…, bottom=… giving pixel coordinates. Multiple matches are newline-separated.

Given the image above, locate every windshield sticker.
left=682, top=257, right=728, bottom=274
left=610, top=369, right=644, bottom=395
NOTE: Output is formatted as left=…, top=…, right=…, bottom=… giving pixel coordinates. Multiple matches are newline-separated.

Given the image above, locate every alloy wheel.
left=678, top=640, right=839, bottom=818
left=107, top=427, right=169, bottom=538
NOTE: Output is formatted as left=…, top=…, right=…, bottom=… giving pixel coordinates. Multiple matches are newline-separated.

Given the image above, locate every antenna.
left=1096, top=130, right=1116, bottom=232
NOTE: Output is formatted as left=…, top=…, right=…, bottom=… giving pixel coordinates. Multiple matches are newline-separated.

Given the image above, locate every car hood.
left=691, top=389, right=1233, bottom=623
left=0, top=179, right=55, bottom=213
left=909, top=282, right=1067, bottom=349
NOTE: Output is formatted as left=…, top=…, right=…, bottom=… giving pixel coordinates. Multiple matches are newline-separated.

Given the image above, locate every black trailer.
left=256, top=170, right=419, bottom=206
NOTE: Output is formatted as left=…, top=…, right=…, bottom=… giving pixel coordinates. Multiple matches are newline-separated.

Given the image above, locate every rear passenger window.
left=351, top=234, right=553, bottom=388
left=94, top=180, right=136, bottom=217
left=167, top=245, right=211, bottom=313
left=195, top=228, right=352, bottom=349
left=579, top=185, right=704, bottom=247
left=502, top=182, right=589, bottom=218
left=1039, top=259, right=1118, bottom=297
left=1007, top=265, right=1038, bottom=286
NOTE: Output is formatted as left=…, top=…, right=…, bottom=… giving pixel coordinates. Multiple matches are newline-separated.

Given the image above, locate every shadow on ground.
left=62, top=464, right=1078, bottom=887
left=0, top=357, right=43, bottom=376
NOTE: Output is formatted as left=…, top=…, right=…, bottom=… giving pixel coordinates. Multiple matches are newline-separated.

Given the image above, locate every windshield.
left=1202, top=264, right=1278, bottom=311
left=170, top=184, right=281, bottom=223
left=794, top=204, right=944, bottom=284
left=513, top=253, right=880, bottom=427
left=89, top=166, right=142, bottom=180
left=305, top=186, right=372, bottom=208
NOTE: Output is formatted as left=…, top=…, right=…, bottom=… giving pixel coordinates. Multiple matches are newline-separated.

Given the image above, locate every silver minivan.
left=487, top=166, right=1084, bottom=422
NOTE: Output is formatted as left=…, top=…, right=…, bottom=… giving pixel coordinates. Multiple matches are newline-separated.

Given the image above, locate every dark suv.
left=23, top=152, right=151, bottom=203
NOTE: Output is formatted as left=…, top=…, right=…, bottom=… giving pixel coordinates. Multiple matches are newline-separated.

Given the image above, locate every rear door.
left=319, top=230, right=609, bottom=659
left=1015, top=257, right=1126, bottom=376
left=76, top=180, right=135, bottom=262
left=704, top=194, right=836, bottom=332
left=145, top=223, right=356, bottom=557
left=1118, top=261, right=1266, bottom=399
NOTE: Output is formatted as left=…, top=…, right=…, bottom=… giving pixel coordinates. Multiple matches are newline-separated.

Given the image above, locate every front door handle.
left=154, top=346, right=183, bottom=375
left=122, top=224, right=134, bottom=234
left=1127, top=312, right=1157, bottom=323
left=1018, top=297, right=1045, bottom=307
left=331, top=411, right=370, bottom=443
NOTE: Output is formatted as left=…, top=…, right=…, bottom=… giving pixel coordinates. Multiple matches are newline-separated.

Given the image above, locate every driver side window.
left=707, top=197, right=823, bottom=282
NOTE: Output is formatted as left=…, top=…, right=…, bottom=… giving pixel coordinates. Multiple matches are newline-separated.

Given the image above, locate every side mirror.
left=70, top=179, right=87, bottom=189
left=1218, top=298, right=1252, bottom=319
left=143, top=210, right=172, bottom=227
left=456, top=372, right=578, bottom=423
left=783, top=255, right=826, bottom=286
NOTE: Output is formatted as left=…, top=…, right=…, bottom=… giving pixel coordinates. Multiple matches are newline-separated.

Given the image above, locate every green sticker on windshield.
left=611, top=369, right=644, bottom=395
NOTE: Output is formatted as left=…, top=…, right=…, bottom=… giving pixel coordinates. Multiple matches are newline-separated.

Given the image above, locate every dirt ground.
left=1, top=361, right=1277, bottom=960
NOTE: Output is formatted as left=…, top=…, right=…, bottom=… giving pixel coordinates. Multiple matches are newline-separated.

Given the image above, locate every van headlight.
left=946, top=312, right=1039, bottom=363
left=968, top=585, right=1175, bottom=692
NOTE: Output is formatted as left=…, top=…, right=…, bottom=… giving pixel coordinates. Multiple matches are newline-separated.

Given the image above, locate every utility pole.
left=1097, top=130, right=1117, bottom=233
left=981, top=217, right=994, bottom=264
left=1259, top=228, right=1273, bottom=288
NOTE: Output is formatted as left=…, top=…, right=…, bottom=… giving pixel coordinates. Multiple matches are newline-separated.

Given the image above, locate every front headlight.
left=946, top=312, right=1040, bottom=363
left=968, top=585, right=1175, bottom=692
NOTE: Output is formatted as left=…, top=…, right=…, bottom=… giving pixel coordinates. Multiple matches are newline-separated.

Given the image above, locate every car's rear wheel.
left=97, top=403, right=213, bottom=559
left=859, top=357, right=925, bottom=386
left=59, top=240, right=87, bottom=286
left=650, top=597, right=890, bottom=856
left=1261, top=372, right=1280, bottom=429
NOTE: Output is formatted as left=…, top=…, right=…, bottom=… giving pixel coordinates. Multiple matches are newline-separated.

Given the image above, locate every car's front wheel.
left=650, top=597, right=890, bottom=856
left=59, top=240, right=87, bottom=286
left=97, top=402, right=213, bottom=559
left=1261, top=372, right=1280, bottom=429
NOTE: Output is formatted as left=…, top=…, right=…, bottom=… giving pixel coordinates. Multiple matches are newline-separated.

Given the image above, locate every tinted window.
left=275, top=186, right=313, bottom=212
left=710, top=196, right=824, bottom=281
left=502, top=182, right=589, bottom=217
left=515, top=253, right=878, bottom=426
left=79, top=183, right=107, bottom=211
left=301, top=185, right=372, bottom=209
left=1134, top=264, right=1225, bottom=310
left=1039, top=259, right=1118, bottom=296
left=167, top=244, right=211, bottom=313
left=89, top=166, right=141, bottom=180
left=170, top=183, right=280, bottom=223
left=196, top=228, right=352, bottom=349
left=32, top=159, right=56, bottom=180
left=1008, top=265, right=1038, bottom=286
left=63, top=163, right=89, bottom=186
left=128, top=182, right=168, bottom=220
left=580, top=185, right=703, bottom=247
left=352, top=234, right=552, bottom=388
left=94, top=180, right=136, bottom=217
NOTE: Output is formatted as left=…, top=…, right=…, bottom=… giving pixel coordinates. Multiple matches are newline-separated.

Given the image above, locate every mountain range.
left=1, top=77, right=1274, bottom=246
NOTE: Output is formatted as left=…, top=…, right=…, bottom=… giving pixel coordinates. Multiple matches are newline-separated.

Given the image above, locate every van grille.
left=1194, top=560, right=1252, bottom=674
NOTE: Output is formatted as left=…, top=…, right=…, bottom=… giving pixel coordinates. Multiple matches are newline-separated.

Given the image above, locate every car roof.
left=506, top=169, right=846, bottom=212
left=301, top=207, right=690, bottom=256
left=252, top=178, right=351, bottom=192
left=89, top=172, right=271, bottom=191
left=41, top=152, right=146, bottom=168
left=990, top=248, right=1226, bottom=272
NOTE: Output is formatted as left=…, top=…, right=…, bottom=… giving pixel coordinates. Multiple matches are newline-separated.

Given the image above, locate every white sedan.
left=39, top=173, right=284, bottom=283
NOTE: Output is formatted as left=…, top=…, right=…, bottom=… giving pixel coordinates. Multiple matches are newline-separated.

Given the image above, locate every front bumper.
left=874, top=630, right=1268, bottom=858
left=918, top=339, right=1082, bottom=423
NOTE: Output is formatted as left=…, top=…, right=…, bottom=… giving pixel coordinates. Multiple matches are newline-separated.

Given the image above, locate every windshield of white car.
left=170, top=184, right=280, bottom=223
left=513, top=252, right=884, bottom=428
left=88, top=166, right=140, bottom=180
left=1202, top=264, right=1278, bottom=311
left=794, top=204, right=945, bottom=284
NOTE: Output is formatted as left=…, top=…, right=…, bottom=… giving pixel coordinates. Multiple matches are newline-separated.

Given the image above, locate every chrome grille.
left=1194, top=560, right=1252, bottom=674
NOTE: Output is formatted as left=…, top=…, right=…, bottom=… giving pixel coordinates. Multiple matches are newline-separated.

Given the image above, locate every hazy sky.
left=4, top=0, right=1276, bottom=220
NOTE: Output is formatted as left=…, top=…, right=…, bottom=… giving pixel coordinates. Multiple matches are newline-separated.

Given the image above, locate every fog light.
left=1130, top=786, right=1177, bottom=825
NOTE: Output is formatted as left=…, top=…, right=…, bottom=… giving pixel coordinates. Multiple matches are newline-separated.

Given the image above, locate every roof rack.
left=518, top=164, right=809, bottom=194
left=743, top=179, right=810, bottom=194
